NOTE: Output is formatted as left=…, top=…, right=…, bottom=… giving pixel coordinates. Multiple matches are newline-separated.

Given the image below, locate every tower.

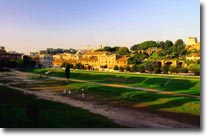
left=187, top=37, right=197, bottom=46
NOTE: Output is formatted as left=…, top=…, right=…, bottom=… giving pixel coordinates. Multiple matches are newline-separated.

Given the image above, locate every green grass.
left=0, top=85, right=123, bottom=128
left=28, top=68, right=200, bottom=96
left=67, top=83, right=200, bottom=125
left=20, top=68, right=200, bottom=125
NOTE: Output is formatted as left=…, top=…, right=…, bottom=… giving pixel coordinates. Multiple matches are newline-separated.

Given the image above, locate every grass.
left=0, top=85, right=123, bottom=128
left=18, top=68, right=200, bottom=126
left=68, top=83, right=200, bottom=125
left=13, top=77, right=199, bottom=125
left=28, top=68, right=200, bottom=96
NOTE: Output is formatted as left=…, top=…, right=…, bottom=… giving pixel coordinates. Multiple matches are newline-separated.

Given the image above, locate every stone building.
left=39, top=54, right=53, bottom=68
left=0, top=46, right=22, bottom=61
left=187, top=37, right=198, bottom=46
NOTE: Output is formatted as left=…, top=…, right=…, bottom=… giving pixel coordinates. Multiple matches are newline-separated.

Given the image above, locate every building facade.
left=0, top=46, right=22, bottom=61
left=39, top=54, right=53, bottom=68
left=187, top=37, right=198, bottom=46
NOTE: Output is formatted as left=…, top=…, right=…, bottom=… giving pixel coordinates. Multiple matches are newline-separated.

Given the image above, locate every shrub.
left=178, top=67, right=189, bottom=73
left=119, top=66, right=124, bottom=72
left=139, top=65, right=145, bottom=73
left=169, top=67, right=178, bottom=73
left=114, top=65, right=119, bottom=70
left=162, top=66, right=169, bottom=74
left=125, top=65, right=131, bottom=72
left=190, top=64, right=200, bottom=76
left=131, top=64, right=138, bottom=72
left=75, top=63, right=84, bottom=69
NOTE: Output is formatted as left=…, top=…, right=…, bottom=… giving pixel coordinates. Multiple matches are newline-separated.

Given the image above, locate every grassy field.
left=11, top=77, right=200, bottom=126
left=29, top=68, right=200, bottom=96
left=0, top=85, right=122, bottom=128
left=18, top=68, right=200, bottom=125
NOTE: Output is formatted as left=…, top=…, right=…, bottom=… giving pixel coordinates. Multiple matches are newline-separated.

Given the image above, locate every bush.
left=131, top=64, right=138, bottom=72
left=119, top=66, right=124, bottom=72
left=114, top=65, right=119, bottom=70
left=190, top=64, right=200, bottom=76
left=162, top=66, right=169, bottom=74
left=145, top=62, right=154, bottom=72
left=178, top=67, right=189, bottom=73
left=152, top=62, right=161, bottom=74
left=75, top=63, right=84, bottom=69
left=139, top=65, right=145, bottom=73
left=153, top=67, right=161, bottom=74
left=125, top=65, right=131, bottom=72
left=169, top=67, right=178, bottom=73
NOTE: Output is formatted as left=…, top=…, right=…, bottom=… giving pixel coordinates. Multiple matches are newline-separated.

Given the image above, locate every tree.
left=60, top=62, right=67, bottom=68
left=119, top=66, right=124, bottom=72
left=125, top=65, right=131, bottom=72
left=75, top=63, right=84, bottom=69
left=164, top=40, right=173, bottom=50
left=145, top=61, right=154, bottom=73
left=153, top=62, right=161, bottom=74
left=130, top=41, right=159, bottom=51
left=103, top=46, right=112, bottom=52
left=65, top=63, right=70, bottom=82
left=117, top=47, right=129, bottom=55
left=158, top=41, right=165, bottom=49
left=114, top=65, right=119, bottom=70
left=131, top=64, right=138, bottom=72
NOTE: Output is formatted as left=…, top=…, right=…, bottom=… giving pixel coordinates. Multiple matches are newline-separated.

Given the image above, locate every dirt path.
left=0, top=71, right=199, bottom=128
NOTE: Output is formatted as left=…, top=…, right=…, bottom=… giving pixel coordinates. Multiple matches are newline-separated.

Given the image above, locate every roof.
left=80, top=56, right=98, bottom=62
left=116, top=56, right=128, bottom=61
left=83, top=51, right=107, bottom=56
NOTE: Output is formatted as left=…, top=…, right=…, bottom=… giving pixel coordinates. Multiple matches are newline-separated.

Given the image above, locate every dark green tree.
left=114, top=65, right=119, bottom=70
left=117, top=47, right=129, bottom=55
left=131, top=64, right=139, bottom=72
left=119, top=66, right=124, bottom=72
left=125, top=65, right=131, bottom=72
left=65, top=63, right=71, bottom=82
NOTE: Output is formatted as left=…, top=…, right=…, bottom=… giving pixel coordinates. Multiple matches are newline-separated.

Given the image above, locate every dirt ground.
left=0, top=71, right=199, bottom=128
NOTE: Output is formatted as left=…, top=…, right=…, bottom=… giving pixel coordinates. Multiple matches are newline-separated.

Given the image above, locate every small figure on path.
left=82, top=92, right=85, bottom=99
left=65, top=63, right=71, bottom=83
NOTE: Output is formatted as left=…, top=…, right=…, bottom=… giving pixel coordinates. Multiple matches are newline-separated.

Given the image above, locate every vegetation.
left=8, top=75, right=200, bottom=126
left=65, top=63, right=71, bottom=82
left=28, top=68, right=200, bottom=96
left=0, top=85, right=122, bottom=128
left=0, top=55, right=36, bottom=69
left=114, top=65, right=119, bottom=70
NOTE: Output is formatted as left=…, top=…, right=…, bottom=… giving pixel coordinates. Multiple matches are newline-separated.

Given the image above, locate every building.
left=38, top=50, right=47, bottom=55
left=0, top=46, right=22, bottom=61
left=116, top=55, right=128, bottom=67
left=98, top=53, right=116, bottom=69
left=186, top=53, right=200, bottom=61
left=52, top=53, right=80, bottom=67
left=39, top=54, right=53, bottom=68
left=187, top=37, right=198, bottom=46
left=81, top=51, right=128, bottom=69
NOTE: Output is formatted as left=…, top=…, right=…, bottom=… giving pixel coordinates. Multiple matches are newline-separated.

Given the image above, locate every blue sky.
left=0, top=0, right=200, bottom=53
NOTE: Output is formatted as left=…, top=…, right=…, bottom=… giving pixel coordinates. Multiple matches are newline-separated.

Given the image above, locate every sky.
left=0, top=0, right=200, bottom=54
